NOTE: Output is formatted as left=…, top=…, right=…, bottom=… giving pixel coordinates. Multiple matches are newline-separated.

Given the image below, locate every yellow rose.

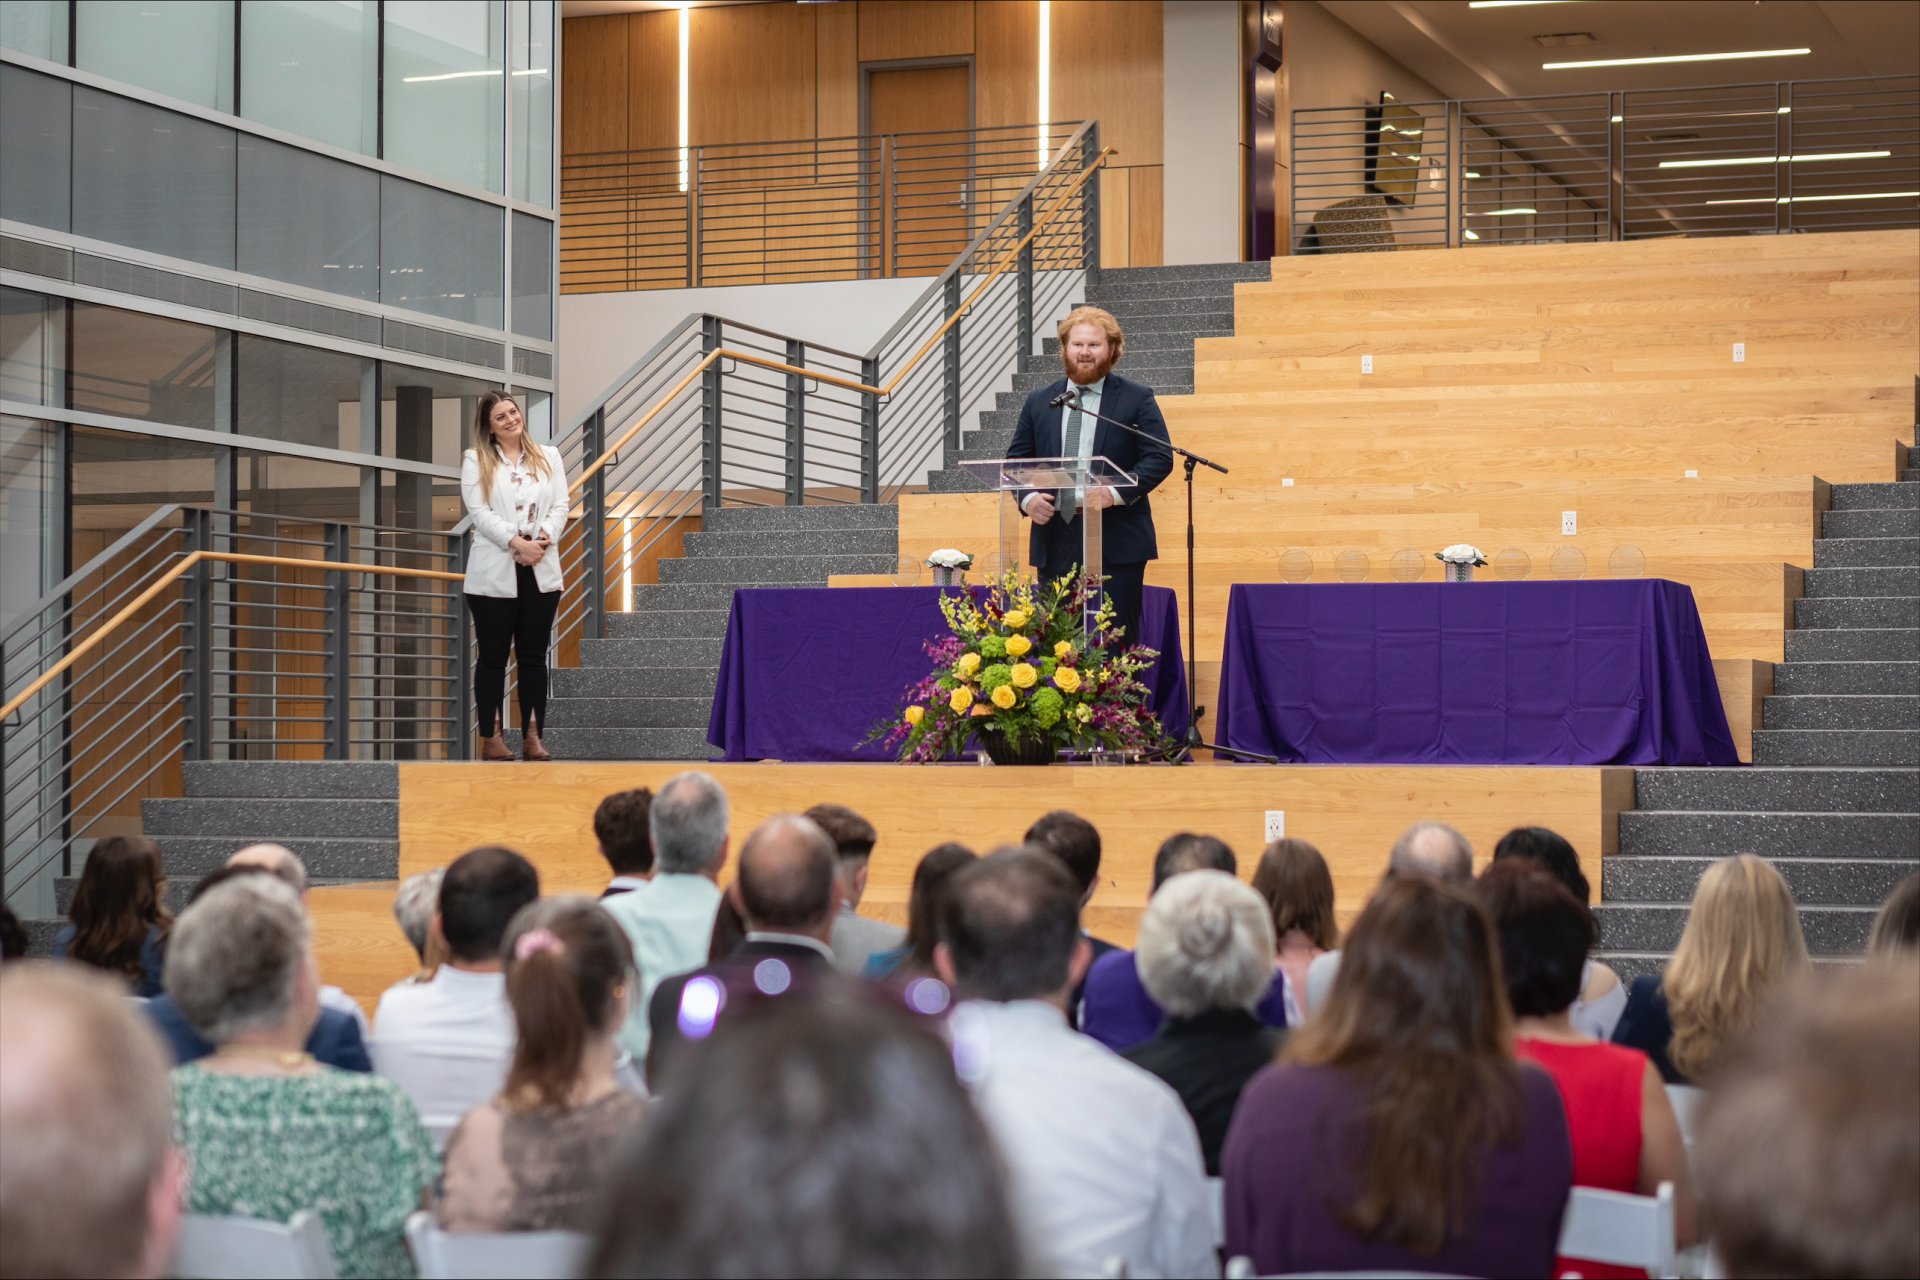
left=1053, top=666, right=1082, bottom=693
left=991, top=685, right=1018, bottom=709
left=970, top=703, right=992, bottom=718
left=955, top=652, right=982, bottom=678
left=904, top=705, right=924, bottom=726
left=1002, top=609, right=1030, bottom=630
left=1005, top=634, right=1032, bottom=658
left=1010, top=662, right=1038, bottom=689
left=1054, top=640, right=1073, bottom=659
left=950, top=687, right=974, bottom=713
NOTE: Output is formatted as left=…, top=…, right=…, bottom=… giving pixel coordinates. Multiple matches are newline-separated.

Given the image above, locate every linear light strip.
left=1038, top=2, right=1051, bottom=170
left=1546, top=47, right=1810, bottom=71
left=401, top=69, right=549, bottom=83
left=1706, top=190, right=1920, bottom=205
left=678, top=4, right=691, bottom=194
left=1659, top=150, right=1892, bottom=169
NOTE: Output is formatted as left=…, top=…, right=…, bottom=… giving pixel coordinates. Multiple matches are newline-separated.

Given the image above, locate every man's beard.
left=1061, top=348, right=1118, bottom=384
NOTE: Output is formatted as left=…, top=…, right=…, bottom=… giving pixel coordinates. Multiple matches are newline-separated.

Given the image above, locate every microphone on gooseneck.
left=1048, top=389, right=1080, bottom=408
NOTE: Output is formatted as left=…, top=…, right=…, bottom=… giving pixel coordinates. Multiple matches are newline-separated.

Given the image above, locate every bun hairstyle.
left=1135, top=870, right=1276, bottom=1019
left=500, top=897, right=634, bottom=1111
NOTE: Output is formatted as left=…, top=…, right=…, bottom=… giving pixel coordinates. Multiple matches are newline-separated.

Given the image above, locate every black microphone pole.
left=1056, top=391, right=1278, bottom=765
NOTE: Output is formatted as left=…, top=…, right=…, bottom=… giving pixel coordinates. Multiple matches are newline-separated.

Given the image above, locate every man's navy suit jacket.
left=1005, top=372, right=1174, bottom=568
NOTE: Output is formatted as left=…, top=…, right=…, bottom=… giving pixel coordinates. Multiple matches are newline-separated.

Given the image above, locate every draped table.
left=1215, top=579, right=1738, bottom=766
left=708, top=585, right=1190, bottom=762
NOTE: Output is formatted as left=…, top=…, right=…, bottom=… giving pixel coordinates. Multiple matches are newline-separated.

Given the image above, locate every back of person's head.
left=165, top=875, right=313, bottom=1045
left=500, top=898, right=634, bottom=1112
left=586, top=994, right=1020, bottom=1279
left=1492, top=826, right=1590, bottom=905
left=182, top=862, right=280, bottom=906
left=594, top=787, right=655, bottom=878
left=1150, top=832, right=1236, bottom=892
left=1666, top=853, right=1808, bottom=1081
left=391, top=867, right=445, bottom=962
left=1024, top=810, right=1101, bottom=899
left=0, top=903, right=27, bottom=962
left=1387, top=821, right=1474, bottom=884
left=1868, top=871, right=1920, bottom=961
left=651, top=771, right=730, bottom=875
left=1252, top=837, right=1338, bottom=951
left=1285, top=874, right=1522, bottom=1256
left=1472, top=858, right=1596, bottom=1018
left=903, top=843, right=977, bottom=973
left=67, top=835, right=170, bottom=984
left=0, top=964, right=180, bottom=1280
left=226, top=843, right=309, bottom=897
left=1694, top=964, right=1920, bottom=1279
left=939, top=848, right=1082, bottom=1002
left=438, top=845, right=541, bottom=965
left=735, top=815, right=838, bottom=933
left=1136, top=870, right=1276, bottom=1018
left=805, top=803, right=878, bottom=863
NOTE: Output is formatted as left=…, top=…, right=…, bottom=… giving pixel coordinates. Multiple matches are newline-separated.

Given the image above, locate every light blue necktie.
left=1059, top=398, right=1086, bottom=523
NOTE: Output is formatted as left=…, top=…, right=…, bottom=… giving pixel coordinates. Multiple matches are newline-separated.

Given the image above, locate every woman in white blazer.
left=462, top=391, right=570, bottom=761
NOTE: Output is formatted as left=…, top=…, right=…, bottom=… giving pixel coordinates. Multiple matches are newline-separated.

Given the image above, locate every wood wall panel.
left=1128, top=164, right=1164, bottom=267
left=858, top=0, right=974, bottom=63
left=1050, top=0, right=1163, bottom=167
left=628, top=10, right=679, bottom=153
left=561, top=15, right=629, bottom=156
left=972, top=0, right=1040, bottom=133
left=1100, top=166, right=1131, bottom=267
left=688, top=3, right=817, bottom=148
left=816, top=2, right=860, bottom=140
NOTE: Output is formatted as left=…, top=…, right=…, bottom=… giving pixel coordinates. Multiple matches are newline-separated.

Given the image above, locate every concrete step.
left=1812, top=537, right=1920, bottom=568
left=142, top=797, right=397, bottom=840
left=1092, top=261, right=1271, bottom=289
left=1596, top=902, right=1872, bottom=955
left=1823, top=507, right=1919, bottom=539
left=576, top=637, right=726, bottom=672
left=1633, top=766, right=1920, bottom=813
left=1074, top=309, right=1234, bottom=334
left=148, top=836, right=399, bottom=878
left=1616, top=810, right=1919, bottom=859
left=1601, top=855, right=1919, bottom=907
left=606, top=608, right=731, bottom=639
left=1753, top=728, right=1920, bottom=766
left=928, top=469, right=992, bottom=493
left=1802, top=566, right=1920, bottom=597
left=544, top=695, right=712, bottom=729
left=701, top=503, right=898, bottom=533
left=1904, top=469, right=1919, bottom=482
left=1043, top=328, right=1215, bottom=354
left=181, top=761, right=399, bottom=800
left=1772, top=660, right=1919, bottom=694
left=657, top=553, right=899, bottom=584
left=1829, top=482, right=1918, bottom=511
left=680, top=528, right=902, bottom=558
left=1794, top=596, right=1920, bottom=629
left=1783, top=627, right=1920, bottom=662
left=503, top=726, right=713, bottom=760
left=628, top=582, right=749, bottom=610
left=1762, top=694, right=1920, bottom=731
left=1080, top=293, right=1243, bottom=318
left=552, top=664, right=718, bottom=700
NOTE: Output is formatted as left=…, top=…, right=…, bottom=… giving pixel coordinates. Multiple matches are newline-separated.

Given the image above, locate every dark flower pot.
left=977, top=729, right=1058, bottom=766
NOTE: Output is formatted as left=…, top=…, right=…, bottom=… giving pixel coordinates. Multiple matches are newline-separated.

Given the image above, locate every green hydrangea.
left=978, top=663, right=1013, bottom=691
left=1041, top=657, right=1058, bottom=678
left=979, top=634, right=1009, bottom=660
left=1030, top=687, right=1065, bottom=728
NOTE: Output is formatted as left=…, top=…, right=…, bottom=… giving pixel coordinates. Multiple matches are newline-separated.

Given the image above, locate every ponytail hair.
left=499, top=897, right=634, bottom=1112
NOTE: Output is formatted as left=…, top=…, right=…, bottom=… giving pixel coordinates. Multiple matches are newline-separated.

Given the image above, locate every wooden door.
left=867, top=64, right=972, bottom=276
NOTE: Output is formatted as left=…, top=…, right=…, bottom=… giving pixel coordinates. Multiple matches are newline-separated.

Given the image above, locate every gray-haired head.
left=165, top=874, right=313, bottom=1045
left=1389, top=822, right=1474, bottom=884
left=1135, top=870, right=1276, bottom=1018
left=391, top=867, right=445, bottom=962
left=227, top=842, right=309, bottom=898
left=650, top=771, right=730, bottom=875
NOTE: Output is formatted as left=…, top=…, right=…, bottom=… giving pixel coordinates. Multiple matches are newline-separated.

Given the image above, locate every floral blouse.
left=172, top=1064, right=437, bottom=1279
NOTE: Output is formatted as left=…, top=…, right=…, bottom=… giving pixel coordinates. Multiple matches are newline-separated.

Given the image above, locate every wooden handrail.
left=570, top=146, right=1117, bottom=494
left=0, top=552, right=466, bottom=723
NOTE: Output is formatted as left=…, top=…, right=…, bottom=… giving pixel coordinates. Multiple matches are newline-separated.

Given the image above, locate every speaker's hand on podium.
left=1086, top=488, right=1117, bottom=512
left=1025, top=492, right=1057, bottom=525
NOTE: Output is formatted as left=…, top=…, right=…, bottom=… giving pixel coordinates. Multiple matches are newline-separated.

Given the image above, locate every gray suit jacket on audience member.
left=828, top=905, right=906, bottom=975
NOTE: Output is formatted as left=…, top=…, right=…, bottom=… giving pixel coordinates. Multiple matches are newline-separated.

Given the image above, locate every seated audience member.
left=937, top=848, right=1214, bottom=1279
left=168, top=876, right=436, bottom=1280
left=228, top=843, right=369, bottom=1030
left=1122, top=871, right=1286, bottom=1175
left=1475, top=859, right=1695, bottom=1277
left=1612, top=854, right=1808, bottom=1084
left=705, top=889, right=748, bottom=963
left=391, top=866, right=447, bottom=978
left=586, top=995, right=1022, bottom=1280
left=0, top=964, right=185, bottom=1280
left=1082, top=833, right=1289, bottom=1051
left=372, top=844, right=541, bottom=1147
left=0, top=902, right=28, bottom=961
left=865, top=842, right=977, bottom=981
left=1223, top=875, right=1572, bottom=1279
left=1494, top=825, right=1626, bottom=1039
left=147, top=865, right=372, bottom=1071
left=1693, top=963, right=1920, bottom=1279
left=603, top=770, right=730, bottom=1066
left=53, top=835, right=170, bottom=997
left=438, top=898, right=646, bottom=1233
left=1026, top=810, right=1120, bottom=972
left=647, top=814, right=841, bottom=1089
left=1868, top=870, right=1920, bottom=961
left=809, top=802, right=907, bottom=973
left=1304, top=820, right=1475, bottom=1012
left=594, top=786, right=654, bottom=898
left=1252, top=836, right=1338, bottom=1023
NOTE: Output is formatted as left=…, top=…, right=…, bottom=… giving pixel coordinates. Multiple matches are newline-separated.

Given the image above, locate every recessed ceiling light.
left=1706, top=191, right=1920, bottom=205
left=1545, top=47, right=1811, bottom=70
left=1659, top=150, right=1892, bottom=169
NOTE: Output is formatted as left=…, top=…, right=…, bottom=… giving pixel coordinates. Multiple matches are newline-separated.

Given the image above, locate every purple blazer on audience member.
left=1080, top=948, right=1288, bottom=1052
left=1222, top=1061, right=1572, bottom=1279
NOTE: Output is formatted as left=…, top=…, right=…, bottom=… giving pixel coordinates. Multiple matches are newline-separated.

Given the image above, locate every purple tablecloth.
left=1215, top=580, right=1738, bottom=766
left=708, top=586, right=1190, bottom=762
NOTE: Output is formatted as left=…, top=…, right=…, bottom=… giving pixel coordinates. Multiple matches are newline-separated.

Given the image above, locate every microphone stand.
left=1052, top=390, right=1279, bottom=765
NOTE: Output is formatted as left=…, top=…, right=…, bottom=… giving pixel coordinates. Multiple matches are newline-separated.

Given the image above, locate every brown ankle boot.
left=480, top=728, right=513, bottom=761
left=522, top=713, right=552, bottom=762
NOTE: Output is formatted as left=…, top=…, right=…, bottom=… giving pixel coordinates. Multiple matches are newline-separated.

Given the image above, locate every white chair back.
left=404, top=1211, right=591, bottom=1279
left=368, top=1040, right=509, bottom=1152
left=1207, top=1175, right=1226, bottom=1249
left=1666, top=1084, right=1704, bottom=1139
left=173, top=1209, right=337, bottom=1280
left=1558, top=1181, right=1677, bottom=1276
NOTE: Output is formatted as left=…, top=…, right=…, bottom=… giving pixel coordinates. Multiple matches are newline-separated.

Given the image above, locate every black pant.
left=466, top=565, right=560, bottom=737
left=1038, top=529, right=1147, bottom=650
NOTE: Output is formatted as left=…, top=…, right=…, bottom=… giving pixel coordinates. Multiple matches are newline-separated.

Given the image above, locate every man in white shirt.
left=228, top=843, right=371, bottom=1031
left=806, top=803, right=905, bottom=974
left=936, top=848, right=1215, bottom=1280
left=601, top=770, right=730, bottom=1067
left=371, top=844, right=539, bottom=1149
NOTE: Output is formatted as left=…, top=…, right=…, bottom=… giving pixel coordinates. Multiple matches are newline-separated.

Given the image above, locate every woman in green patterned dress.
left=166, top=872, right=437, bottom=1279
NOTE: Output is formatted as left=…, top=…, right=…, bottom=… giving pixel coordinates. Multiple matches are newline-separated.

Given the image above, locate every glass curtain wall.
left=384, top=0, right=506, bottom=194
left=74, top=0, right=235, bottom=112
left=239, top=0, right=379, bottom=155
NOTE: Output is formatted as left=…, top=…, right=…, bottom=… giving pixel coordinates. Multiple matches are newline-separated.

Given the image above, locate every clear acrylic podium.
left=956, top=455, right=1138, bottom=633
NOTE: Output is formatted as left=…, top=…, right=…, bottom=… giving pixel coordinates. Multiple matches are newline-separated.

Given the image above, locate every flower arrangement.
left=1434, top=543, right=1488, bottom=566
left=869, top=569, right=1164, bottom=764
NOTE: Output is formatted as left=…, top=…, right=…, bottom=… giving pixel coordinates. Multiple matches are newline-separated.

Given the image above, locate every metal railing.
left=1291, top=74, right=1919, bottom=252
left=1, top=507, right=467, bottom=902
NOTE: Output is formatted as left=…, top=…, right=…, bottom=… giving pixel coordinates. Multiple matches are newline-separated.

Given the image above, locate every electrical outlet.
left=1360, top=354, right=1374, bottom=375
left=1685, top=469, right=1699, bottom=479
left=1732, top=342, right=1746, bottom=363
left=1281, top=478, right=1294, bottom=487
left=1264, top=810, right=1286, bottom=842
left=1561, top=510, right=1577, bottom=536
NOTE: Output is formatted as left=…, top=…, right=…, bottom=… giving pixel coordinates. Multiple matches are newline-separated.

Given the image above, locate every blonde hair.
left=470, top=390, right=551, bottom=500
left=1056, top=306, right=1124, bottom=361
left=1665, top=854, right=1809, bottom=1081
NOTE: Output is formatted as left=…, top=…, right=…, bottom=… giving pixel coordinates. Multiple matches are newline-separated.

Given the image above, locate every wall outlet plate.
left=1561, top=510, right=1577, bottom=535
left=1264, top=810, right=1286, bottom=842
left=1281, top=477, right=1294, bottom=487
left=1360, top=354, right=1373, bottom=374
left=1685, top=469, right=1699, bottom=478
left=1732, top=342, right=1746, bottom=363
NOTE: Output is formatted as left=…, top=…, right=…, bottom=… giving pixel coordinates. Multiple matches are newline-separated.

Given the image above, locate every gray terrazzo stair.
left=1762, top=693, right=1920, bottom=730
left=1602, top=856, right=1919, bottom=906
left=681, top=528, right=901, bottom=557
left=1632, top=766, right=1919, bottom=812
left=1794, top=597, right=1918, bottom=628
left=1782, top=627, right=1920, bottom=661
left=658, top=553, right=899, bottom=584
left=629, top=581, right=764, bottom=610
left=1829, top=482, right=1918, bottom=509
left=504, top=727, right=713, bottom=760
left=606, top=608, right=731, bottom=638
left=1753, top=728, right=1920, bottom=766
left=1772, top=660, right=1919, bottom=693
left=576, top=637, right=727, bottom=671
left=543, top=695, right=712, bottom=729
left=701, top=503, right=898, bottom=532
left=1823, top=507, right=1918, bottom=538
left=1803, top=566, right=1920, bottom=597
left=147, top=835, right=399, bottom=878
left=1044, top=328, right=1225, bottom=354
left=1812, top=537, right=1920, bottom=568
left=1905, top=468, right=1920, bottom=481
left=1596, top=903, right=1872, bottom=955
left=142, top=796, right=397, bottom=840
left=1616, top=810, right=1919, bottom=858
left=1083, top=309, right=1234, bottom=334
left=181, top=760, right=399, bottom=799
left=553, top=663, right=718, bottom=698
left=1081, top=294, right=1242, bottom=318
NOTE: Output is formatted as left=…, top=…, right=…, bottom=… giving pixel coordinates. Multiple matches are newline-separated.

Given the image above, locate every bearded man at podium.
left=1008, top=305, right=1174, bottom=648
